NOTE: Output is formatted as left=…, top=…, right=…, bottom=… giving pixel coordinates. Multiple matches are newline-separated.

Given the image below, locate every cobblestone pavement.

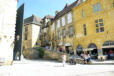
left=0, top=59, right=114, bottom=76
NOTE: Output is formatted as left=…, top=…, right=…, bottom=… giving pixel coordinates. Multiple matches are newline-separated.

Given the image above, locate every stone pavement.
left=92, top=60, right=114, bottom=65
left=0, top=59, right=114, bottom=76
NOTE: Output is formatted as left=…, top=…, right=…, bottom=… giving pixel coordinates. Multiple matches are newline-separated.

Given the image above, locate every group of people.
left=109, top=50, right=114, bottom=59
left=81, top=52, right=92, bottom=64
left=59, top=47, right=92, bottom=66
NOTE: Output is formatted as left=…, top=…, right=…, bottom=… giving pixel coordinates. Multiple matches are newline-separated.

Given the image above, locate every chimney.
left=55, top=10, right=59, bottom=15
left=79, top=0, right=86, bottom=4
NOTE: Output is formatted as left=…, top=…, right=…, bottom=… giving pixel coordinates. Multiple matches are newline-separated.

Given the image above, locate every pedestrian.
left=83, top=52, right=89, bottom=64
left=59, top=47, right=62, bottom=52
left=62, top=51, right=66, bottom=67
left=109, top=50, right=113, bottom=59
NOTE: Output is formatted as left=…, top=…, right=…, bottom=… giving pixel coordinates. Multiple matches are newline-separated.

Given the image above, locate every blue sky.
left=17, top=0, right=77, bottom=19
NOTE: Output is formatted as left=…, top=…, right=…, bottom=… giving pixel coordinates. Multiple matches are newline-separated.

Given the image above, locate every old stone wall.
left=0, top=0, right=17, bottom=65
left=44, top=49, right=70, bottom=62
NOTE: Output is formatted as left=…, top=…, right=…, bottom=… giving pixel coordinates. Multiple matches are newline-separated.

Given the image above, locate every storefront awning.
left=83, top=48, right=95, bottom=51
left=65, top=43, right=71, bottom=46
left=76, top=45, right=83, bottom=52
left=102, top=45, right=114, bottom=48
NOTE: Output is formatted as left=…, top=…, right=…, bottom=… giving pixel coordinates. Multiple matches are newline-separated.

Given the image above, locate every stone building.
left=73, top=0, right=114, bottom=60
left=0, top=0, right=17, bottom=65
left=23, top=15, right=41, bottom=58
left=40, top=15, right=54, bottom=48
left=50, top=0, right=80, bottom=53
left=48, top=0, right=114, bottom=60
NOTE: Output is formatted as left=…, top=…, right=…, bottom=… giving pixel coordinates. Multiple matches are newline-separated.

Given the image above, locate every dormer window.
left=82, top=9, right=85, bottom=17
left=67, top=12, right=72, bottom=24
left=57, top=19, right=60, bottom=28
left=93, top=3, right=101, bottom=13
left=62, top=17, right=65, bottom=26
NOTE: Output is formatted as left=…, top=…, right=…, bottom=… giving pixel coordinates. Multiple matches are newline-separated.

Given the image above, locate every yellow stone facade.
left=23, top=24, right=32, bottom=49
left=40, top=15, right=54, bottom=48
left=48, top=0, right=114, bottom=60
left=73, top=0, right=114, bottom=57
left=50, top=11, right=74, bottom=52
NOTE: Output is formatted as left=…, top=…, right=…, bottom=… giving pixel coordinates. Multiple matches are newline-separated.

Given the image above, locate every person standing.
left=62, top=52, right=66, bottom=67
left=83, top=52, right=89, bottom=64
left=109, top=50, right=113, bottom=59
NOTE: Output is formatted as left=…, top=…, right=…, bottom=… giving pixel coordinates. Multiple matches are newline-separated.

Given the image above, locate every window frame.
left=93, top=3, right=101, bottom=13
left=24, top=26, right=28, bottom=40
left=62, top=29, right=66, bottom=38
left=83, top=24, right=87, bottom=36
left=58, top=31, right=61, bottom=40
left=69, top=26, right=74, bottom=37
left=62, top=16, right=65, bottom=26
left=82, top=9, right=85, bottom=17
left=57, top=19, right=60, bottom=28
left=67, top=12, right=72, bottom=24
left=95, top=18, right=104, bottom=33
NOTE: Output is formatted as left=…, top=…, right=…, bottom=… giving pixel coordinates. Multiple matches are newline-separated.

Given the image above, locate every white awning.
left=101, top=45, right=114, bottom=48
left=65, top=43, right=71, bottom=46
left=83, top=48, right=95, bottom=51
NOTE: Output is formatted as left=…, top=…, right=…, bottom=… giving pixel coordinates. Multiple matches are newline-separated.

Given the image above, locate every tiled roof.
left=54, top=0, right=79, bottom=20
left=42, top=14, right=54, bottom=20
left=24, top=14, right=42, bottom=25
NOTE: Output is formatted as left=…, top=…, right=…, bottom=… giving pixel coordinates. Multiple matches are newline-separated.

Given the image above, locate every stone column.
left=98, top=49, right=103, bottom=61
left=0, top=0, right=17, bottom=65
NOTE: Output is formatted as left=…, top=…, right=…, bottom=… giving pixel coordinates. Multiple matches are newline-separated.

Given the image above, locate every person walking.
left=62, top=52, right=66, bottom=67
left=83, top=52, right=89, bottom=64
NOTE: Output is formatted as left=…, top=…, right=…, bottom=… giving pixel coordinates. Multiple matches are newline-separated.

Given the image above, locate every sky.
left=17, top=0, right=77, bottom=19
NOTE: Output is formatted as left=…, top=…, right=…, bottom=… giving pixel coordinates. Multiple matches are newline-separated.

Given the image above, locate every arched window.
left=76, top=45, right=83, bottom=56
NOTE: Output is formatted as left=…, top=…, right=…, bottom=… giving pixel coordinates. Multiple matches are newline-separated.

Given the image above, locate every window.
left=62, top=17, right=65, bottom=26
left=100, top=27, right=104, bottom=32
left=51, top=23, right=55, bottom=31
left=44, top=28, right=47, bottom=33
left=95, top=18, right=104, bottom=33
left=24, top=27, right=28, bottom=40
left=67, top=12, right=72, bottom=24
left=69, top=26, right=74, bottom=37
left=96, top=28, right=99, bottom=33
left=82, top=9, right=85, bottom=17
left=58, top=32, right=61, bottom=40
left=44, top=33, right=46, bottom=40
left=62, top=29, right=66, bottom=38
left=113, top=1, right=114, bottom=7
left=57, top=20, right=60, bottom=28
left=93, top=3, right=101, bottom=13
left=97, top=3, right=101, bottom=11
left=93, top=5, right=97, bottom=13
left=83, top=24, right=87, bottom=36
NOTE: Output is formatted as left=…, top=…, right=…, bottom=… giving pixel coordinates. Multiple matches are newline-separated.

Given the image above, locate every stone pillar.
left=98, top=49, right=103, bottom=56
left=98, top=49, right=103, bottom=61
left=0, top=0, right=17, bottom=65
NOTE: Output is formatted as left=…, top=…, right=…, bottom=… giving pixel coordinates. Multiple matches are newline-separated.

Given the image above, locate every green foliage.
left=37, top=48, right=45, bottom=58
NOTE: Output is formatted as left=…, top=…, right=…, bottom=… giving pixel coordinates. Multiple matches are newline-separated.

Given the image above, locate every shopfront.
left=102, top=41, right=114, bottom=60
left=76, top=45, right=83, bottom=56
left=87, top=43, right=98, bottom=59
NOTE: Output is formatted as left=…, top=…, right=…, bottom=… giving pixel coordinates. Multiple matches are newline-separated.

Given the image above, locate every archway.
left=102, top=40, right=114, bottom=60
left=88, top=43, right=98, bottom=59
left=76, top=45, right=83, bottom=56
left=65, top=43, right=71, bottom=54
